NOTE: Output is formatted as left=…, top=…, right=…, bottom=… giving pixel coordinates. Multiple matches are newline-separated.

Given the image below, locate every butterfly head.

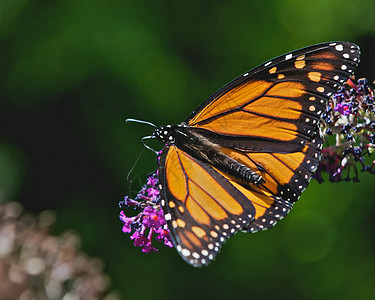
left=154, top=125, right=176, bottom=145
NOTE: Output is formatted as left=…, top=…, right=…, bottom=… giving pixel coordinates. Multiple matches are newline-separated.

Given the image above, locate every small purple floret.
left=334, top=102, right=352, bottom=115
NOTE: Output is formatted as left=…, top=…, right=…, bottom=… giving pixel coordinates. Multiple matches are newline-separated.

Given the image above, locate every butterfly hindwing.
left=158, top=146, right=260, bottom=266
left=244, top=133, right=324, bottom=233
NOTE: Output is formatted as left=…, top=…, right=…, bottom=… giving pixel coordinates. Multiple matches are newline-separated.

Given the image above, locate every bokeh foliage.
left=1, top=0, right=375, bottom=299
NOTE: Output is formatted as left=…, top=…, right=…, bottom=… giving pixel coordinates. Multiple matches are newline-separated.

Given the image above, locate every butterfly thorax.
left=154, top=124, right=263, bottom=184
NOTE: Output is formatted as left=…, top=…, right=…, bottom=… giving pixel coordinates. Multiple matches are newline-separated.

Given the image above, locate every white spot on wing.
left=335, top=44, right=344, bottom=51
left=182, top=248, right=191, bottom=257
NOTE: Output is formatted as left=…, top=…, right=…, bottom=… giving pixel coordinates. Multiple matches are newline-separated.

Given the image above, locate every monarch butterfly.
left=149, top=42, right=360, bottom=267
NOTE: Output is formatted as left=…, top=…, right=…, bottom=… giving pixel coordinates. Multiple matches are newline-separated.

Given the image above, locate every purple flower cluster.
left=315, top=77, right=375, bottom=182
left=119, top=173, right=173, bottom=253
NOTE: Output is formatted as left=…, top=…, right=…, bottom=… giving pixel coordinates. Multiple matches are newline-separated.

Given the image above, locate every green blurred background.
left=1, top=0, right=375, bottom=299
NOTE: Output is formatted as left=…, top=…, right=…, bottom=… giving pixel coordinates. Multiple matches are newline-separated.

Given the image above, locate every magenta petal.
left=131, top=232, right=148, bottom=247
left=142, top=241, right=158, bottom=253
left=122, top=224, right=132, bottom=234
left=156, top=211, right=166, bottom=226
left=147, top=187, right=159, bottom=198
left=119, top=212, right=137, bottom=233
left=146, top=176, right=158, bottom=187
left=154, top=227, right=173, bottom=248
left=143, top=206, right=155, bottom=215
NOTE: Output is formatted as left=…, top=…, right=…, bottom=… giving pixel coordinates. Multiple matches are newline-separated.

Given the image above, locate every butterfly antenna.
left=126, top=136, right=158, bottom=182
left=141, top=135, right=158, bottom=154
left=126, top=118, right=159, bottom=181
left=126, top=118, right=157, bottom=128
left=126, top=146, right=146, bottom=182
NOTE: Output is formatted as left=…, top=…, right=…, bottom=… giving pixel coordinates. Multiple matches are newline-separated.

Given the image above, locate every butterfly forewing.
left=186, top=42, right=359, bottom=153
left=158, top=42, right=360, bottom=266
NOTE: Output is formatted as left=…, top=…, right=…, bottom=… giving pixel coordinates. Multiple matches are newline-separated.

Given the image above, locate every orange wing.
left=186, top=42, right=360, bottom=153
left=159, top=42, right=360, bottom=267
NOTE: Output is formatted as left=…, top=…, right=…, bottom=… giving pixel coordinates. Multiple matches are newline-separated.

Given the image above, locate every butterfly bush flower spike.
left=316, top=78, right=375, bottom=182
left=119, top=172, right=173, bottom=253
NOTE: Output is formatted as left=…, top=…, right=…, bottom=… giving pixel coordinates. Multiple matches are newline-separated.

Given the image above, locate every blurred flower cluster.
left=316, top=77, right=375, bottom=182
left=119, top=173, right=173, bottom=253
left=0, top=201, right=119, bottom=300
